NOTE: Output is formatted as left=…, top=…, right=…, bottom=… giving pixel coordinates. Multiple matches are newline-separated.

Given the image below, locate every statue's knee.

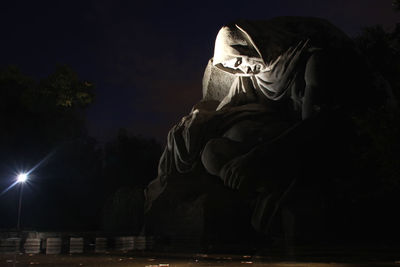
left=201, top=139, right=224, bottom=176
left=202, top=138, right=244, bottom=176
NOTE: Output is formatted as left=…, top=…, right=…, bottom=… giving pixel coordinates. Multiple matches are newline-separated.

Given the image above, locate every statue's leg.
left=201, top=137, right=252, bottom=176
left=223, top=119, right=291, bottom=144
left=203, top=118, right=290, bottom=176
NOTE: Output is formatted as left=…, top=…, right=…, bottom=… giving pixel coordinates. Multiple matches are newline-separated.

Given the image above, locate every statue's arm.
left=248, top=51, right=329, bottom=159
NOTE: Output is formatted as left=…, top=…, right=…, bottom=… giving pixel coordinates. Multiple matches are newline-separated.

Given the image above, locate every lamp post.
left=16, top=173, right=28, bottom=231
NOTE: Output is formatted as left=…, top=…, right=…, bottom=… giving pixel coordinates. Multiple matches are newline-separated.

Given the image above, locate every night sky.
left=1, top=0, right=398, bottom=143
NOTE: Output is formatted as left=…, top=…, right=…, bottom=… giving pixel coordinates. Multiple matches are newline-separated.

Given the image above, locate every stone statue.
left=144, top=17, right=391, bottom=248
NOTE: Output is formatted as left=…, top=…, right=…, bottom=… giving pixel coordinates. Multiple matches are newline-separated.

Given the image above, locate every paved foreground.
left=2, top=253, right=400, bottom=267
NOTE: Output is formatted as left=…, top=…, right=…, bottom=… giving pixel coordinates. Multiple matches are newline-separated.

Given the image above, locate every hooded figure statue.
left=144, top=17, right=385, bottom=239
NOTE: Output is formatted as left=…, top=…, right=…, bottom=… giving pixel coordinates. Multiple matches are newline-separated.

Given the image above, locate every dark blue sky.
left=1, top=0, right=398, bottom=143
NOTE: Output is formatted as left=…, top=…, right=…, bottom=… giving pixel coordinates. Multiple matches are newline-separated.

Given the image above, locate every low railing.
left=0, top=232, right=154, bottom=255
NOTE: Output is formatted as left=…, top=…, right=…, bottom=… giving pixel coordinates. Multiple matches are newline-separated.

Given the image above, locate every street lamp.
left=16, top=173, right=28, bottom=231
left=17, top=173, right=28, bottom=183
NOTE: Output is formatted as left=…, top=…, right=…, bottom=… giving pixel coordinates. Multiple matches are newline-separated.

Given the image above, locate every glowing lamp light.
left=17, top=173, right=28, bottom=183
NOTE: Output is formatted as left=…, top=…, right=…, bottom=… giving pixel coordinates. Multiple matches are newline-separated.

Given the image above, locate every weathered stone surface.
left=202, top=59, right=235, bottom=102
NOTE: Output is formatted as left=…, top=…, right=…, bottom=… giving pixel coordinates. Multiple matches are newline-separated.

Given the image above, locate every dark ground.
left=2, top=249, right=400, bottom=267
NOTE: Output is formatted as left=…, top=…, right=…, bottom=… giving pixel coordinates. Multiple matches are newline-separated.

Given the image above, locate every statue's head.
left=213, top=25, right=267, bottom=76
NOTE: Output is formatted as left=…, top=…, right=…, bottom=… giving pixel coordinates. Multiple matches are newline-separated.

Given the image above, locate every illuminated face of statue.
left=221, top=56, right=267, bottom=75
left=213, top=23, right=312, bottom=102
left=213, top=25, right=268, bottom=76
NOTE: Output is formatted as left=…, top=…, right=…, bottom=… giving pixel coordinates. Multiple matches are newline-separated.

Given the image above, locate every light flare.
left=17, top=173, right=28, bottom=183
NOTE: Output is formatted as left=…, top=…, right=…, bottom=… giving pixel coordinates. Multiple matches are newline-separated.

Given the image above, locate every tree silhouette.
left=394, top=0, right=400, bottom=11
left=0, top=65, right=97, bottom=229
left=100, top=129, right=162, bottom=232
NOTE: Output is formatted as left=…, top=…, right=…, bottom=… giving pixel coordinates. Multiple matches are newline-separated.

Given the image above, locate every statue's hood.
left=213, top=17, right=354, bottom=66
